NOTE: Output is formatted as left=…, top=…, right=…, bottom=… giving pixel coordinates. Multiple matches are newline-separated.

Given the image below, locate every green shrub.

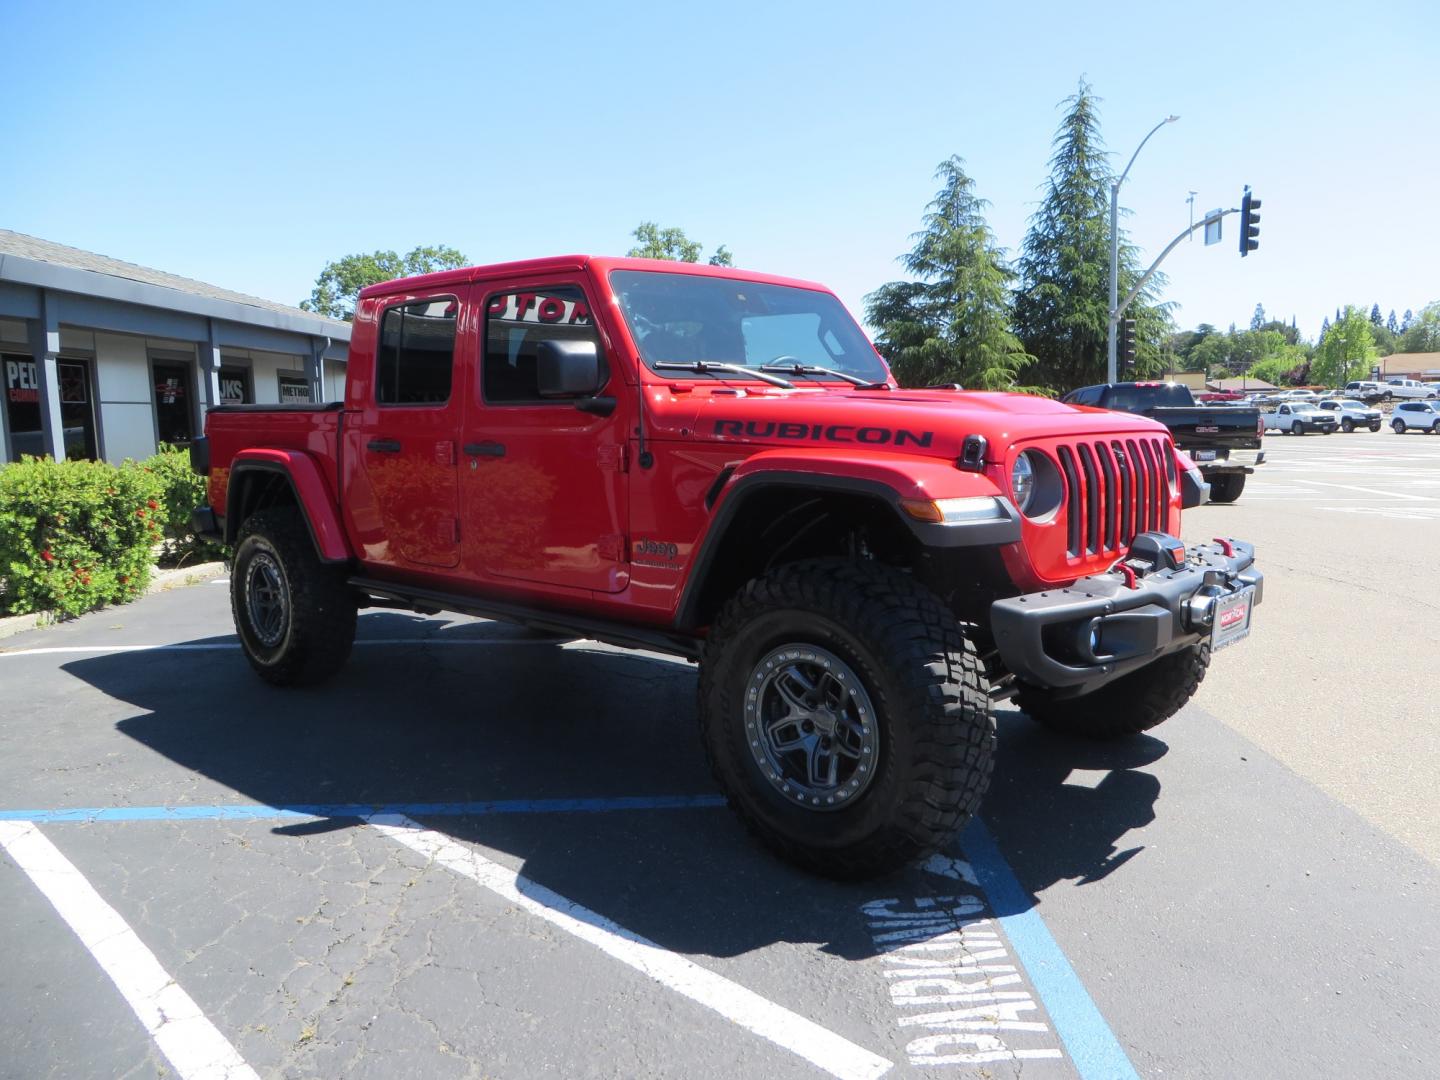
left=0, top=456, right=164, bottom=618
left=138, top=444, right=227, bottom=565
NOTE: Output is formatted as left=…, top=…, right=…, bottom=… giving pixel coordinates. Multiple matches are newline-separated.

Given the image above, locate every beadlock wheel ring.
left=244, top=551, right=289, bottom=649
left=744, top=643, right=880, bottom=811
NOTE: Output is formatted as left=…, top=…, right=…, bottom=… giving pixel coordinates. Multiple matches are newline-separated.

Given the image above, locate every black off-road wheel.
left=698, top=560, right=993, bottom=880
left=1016, top=644, right=1210, bottom=740
left=231, top=507, right=357, bottom=686
left=1207, top=473, right=1246, bottom=504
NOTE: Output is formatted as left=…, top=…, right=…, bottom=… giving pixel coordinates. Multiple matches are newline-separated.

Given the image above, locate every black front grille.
left=1056, top=436, right=1173, bottom=557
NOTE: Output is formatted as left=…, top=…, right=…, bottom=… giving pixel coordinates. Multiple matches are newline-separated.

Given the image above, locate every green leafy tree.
left=1313, top=306, right=1376, bottom=387
left=1319, top=315, right=1330, bottom=343
left=1399, top=301, right=1440, bottom=353
left=865, top=156, right=1033, bottom=390
left=1245, top=353, right=1305, bottom=386
left=300, top=245, right=468, bottom=321
left=1014, top=80, right=1171, bottom=390
left=627, top=222, right=731, bottom=266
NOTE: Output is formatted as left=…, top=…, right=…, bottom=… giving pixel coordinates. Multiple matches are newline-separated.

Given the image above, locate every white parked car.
left=1391, top=400, right=1440, bottom=433
left=1385, top=378, right=1440, bottom=400
left=1318, top=399, right=1383, bottom=432
left=1273, top=389, right=1319, bottom=404
left=1263, top=403, right=1340, bottom=435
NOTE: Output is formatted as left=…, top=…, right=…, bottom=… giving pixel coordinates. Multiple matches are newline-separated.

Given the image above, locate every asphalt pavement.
left=2, top=428, right=1438, bottom=1079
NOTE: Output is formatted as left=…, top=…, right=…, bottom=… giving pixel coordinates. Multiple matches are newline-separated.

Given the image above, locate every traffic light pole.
left=1107, top=115, right=1179, bottom=383
left=1114, top=208, right=1239, bottom=326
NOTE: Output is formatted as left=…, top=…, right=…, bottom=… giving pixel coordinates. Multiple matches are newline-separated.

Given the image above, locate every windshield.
left=610, top=270, right=889, bottom=383
left=1294, top=405, right=1325, bottom=414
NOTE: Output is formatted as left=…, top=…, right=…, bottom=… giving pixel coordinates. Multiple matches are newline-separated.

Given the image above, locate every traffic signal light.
left=1239, top=190, right=1261, bottom=256
left=1121, top=318, right=1137, bottom=371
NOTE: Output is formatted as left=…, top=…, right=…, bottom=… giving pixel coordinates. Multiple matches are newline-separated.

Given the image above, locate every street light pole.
left=1108, top=115, right=1179, bottom=383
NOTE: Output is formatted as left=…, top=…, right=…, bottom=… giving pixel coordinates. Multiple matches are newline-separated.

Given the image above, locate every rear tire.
left=698, top=560, right=993, bottom=879
left=1370, top=423, right=1381, bottom=432
left=231, top=507, right=357, bottom=686
left=1207, top=473, right=1246, bottom=503
left=1016, top=644, right=1210, bottom=740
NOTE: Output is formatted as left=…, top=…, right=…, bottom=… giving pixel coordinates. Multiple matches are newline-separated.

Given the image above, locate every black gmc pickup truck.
left=1062, top=382, right=1265, bottom=503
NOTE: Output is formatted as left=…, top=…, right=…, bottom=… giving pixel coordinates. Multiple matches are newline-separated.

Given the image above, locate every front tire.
left=1016, top=644, right=1210, bottom=740
left=698, top=560, right=993, bottom=879
left=1293, top=422, right=1306, bottom=436
left=1208, top=473, right=1246, bottom=503
left=232, top=507, right=357, bottom=686
left=1393, top=420, right=1406, bottom=434
left=1341, top=420, right=1354, bottom=433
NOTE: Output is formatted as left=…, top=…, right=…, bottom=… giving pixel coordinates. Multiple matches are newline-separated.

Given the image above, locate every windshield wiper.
left=759, top=361, right=887, bottom=389
left=654, top=360, right=794, bottom=388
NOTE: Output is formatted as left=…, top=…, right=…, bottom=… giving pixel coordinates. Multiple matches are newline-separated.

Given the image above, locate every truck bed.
left=1147, top=405, right=1263, bottom=453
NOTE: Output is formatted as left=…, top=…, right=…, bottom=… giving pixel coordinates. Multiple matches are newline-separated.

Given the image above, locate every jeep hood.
left=647, top=385, right=1170, bottom=462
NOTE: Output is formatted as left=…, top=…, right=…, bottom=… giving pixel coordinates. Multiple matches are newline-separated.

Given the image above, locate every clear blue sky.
left=3, top=1, right=1436, bottom=342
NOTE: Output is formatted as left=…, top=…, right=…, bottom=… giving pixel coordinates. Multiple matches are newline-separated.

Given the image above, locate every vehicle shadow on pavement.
left=65, top=615, right=1167, bottom=960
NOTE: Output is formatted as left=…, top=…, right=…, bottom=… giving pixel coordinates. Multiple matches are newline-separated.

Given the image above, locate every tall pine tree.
left=1014, top=80, right=1170, bottom=389
left=866, top=157, right=1032, bottom=389
left=1370, top=303, right=1383, bottom=326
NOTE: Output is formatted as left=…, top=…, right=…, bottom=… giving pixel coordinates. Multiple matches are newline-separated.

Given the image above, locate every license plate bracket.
left=1211, top=586, right=1255, bottom=651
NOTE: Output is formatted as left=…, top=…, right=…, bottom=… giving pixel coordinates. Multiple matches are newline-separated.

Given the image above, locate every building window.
left=483, top=286, right=602, bottom=403
left=376, top=298, right=456, bottom=405
left=152, top=360, right=195, bottom=445
left=4, top=353, right=97, bottom=459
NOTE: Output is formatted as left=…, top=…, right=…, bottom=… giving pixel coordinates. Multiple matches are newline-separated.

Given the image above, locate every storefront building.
left=0, top=230, right=349, bottom=464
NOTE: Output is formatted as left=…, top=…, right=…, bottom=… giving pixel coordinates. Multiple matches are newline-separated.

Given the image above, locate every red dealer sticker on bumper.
left=1211, top=586, right=1255, bottom=650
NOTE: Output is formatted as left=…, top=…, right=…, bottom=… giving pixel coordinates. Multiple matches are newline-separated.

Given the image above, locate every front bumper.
left=989, top=535, right=1261, bottom=696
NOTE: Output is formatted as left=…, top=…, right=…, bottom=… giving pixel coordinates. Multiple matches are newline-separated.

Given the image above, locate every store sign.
left=219, top=367, right=249, bottom=405
left=5, top=359, right=39, bottom=403
left=278, top=374, right=311, bottom=404
left=155, top=376, right=186, bottom=405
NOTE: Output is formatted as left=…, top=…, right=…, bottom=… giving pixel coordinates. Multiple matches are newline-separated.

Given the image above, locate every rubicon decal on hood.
left=712, top=420, right=934, bottom=448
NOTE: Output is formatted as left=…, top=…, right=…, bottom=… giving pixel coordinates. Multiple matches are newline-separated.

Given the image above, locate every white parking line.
left=0, top=820, right=257, bottom=1080
left=1293, top=479, right=1434, bottom=501
left=367, top=814, right=893, bottom=1080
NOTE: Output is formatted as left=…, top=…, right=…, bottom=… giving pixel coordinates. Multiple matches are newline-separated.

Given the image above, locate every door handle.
left=367, top=438, right=402, bottom=453
left=463, top=441, right=506, bottom=457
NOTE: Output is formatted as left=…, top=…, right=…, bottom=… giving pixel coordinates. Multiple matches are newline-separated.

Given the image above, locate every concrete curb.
left=0, top=561, right=227, bottom=641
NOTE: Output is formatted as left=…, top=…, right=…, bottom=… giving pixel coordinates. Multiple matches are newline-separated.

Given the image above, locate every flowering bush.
left=139, top=444, right=226, bottom=565
left=0, top=456, right=164, bottom=617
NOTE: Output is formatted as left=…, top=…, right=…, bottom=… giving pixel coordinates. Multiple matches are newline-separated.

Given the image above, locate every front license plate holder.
left=1211, top=586, right=1255, bottom=651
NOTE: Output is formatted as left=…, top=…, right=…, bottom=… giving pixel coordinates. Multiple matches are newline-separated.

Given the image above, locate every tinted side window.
left=483, top=286, right=602, bottom=403
left=376, top=299, right=457, bottom=405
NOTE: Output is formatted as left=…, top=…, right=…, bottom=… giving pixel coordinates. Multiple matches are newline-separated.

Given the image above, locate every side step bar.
left=348, top=576, right=703, bottom=662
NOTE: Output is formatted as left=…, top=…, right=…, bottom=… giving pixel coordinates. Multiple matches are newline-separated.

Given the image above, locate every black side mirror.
left=537, top=338, right=604, bottom=398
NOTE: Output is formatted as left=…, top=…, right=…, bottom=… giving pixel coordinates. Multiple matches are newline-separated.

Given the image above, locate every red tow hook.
left=1213, top=537, right=1236, bottom=557
left=1114, top=563, right=1139, bottom=590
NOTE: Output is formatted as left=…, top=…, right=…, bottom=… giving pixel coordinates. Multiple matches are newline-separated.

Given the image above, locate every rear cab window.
left=376, top=298, right=458, bottom=405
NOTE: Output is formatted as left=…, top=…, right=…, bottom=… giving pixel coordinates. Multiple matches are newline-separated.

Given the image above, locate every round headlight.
left=1011, top=453, right=1035, bottom=513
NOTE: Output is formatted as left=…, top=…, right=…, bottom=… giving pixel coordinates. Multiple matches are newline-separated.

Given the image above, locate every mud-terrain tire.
left=1208, top=473, right=1246, bottom=504
left=1016, top=644, right=1210, bottom=740
left=698, top=559, right=993, bottom=879
left=231, top=507, right=356, bottom=686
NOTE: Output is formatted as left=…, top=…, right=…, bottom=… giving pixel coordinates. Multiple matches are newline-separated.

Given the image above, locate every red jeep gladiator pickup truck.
left=191, top=256, right=1262, bottom=878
